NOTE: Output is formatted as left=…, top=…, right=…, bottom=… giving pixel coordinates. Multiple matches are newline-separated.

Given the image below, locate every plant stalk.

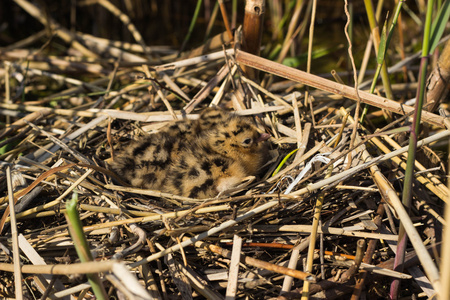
left=65, top=192, right=108, bottom=299
left=390, top=0, right=435, bottom=298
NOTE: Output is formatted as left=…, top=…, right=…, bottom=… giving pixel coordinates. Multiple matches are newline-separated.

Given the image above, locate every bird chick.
left=111, top=108, right=270, bottom=198
left=165, top=113, right=270, bottom=198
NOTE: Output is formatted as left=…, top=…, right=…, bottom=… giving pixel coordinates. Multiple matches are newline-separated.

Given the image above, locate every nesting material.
left=1, top=2, right=449, bottom=299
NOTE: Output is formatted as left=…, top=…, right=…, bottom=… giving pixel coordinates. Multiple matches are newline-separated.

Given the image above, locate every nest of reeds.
left=1, top=1, right=449, bottom=299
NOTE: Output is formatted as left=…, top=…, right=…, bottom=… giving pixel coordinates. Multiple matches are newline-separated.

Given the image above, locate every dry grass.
left=0, top=1, right=449, bottom=299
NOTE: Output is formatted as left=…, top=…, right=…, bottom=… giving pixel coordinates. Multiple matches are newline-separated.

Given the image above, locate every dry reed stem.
left=276, top=0, right=304, bottom=64
left=218, top=0, right=234, bottom=41
left=266, top=224, right=398, bottom=240
left=235, top=49, right=446, bottom=127
left=280, top=238, right=310, bottom=294
left=0, top=260, right=117, bottom=274
left=301, top=166, right=332, bottom=299
left=6, top=166, right=23, bottom=299
left=225, top=235, right=242, bottom=299
left=3, top=51, right=107, bottom=74
left=155, top=49, right=234, bottom=72
left=0, top=103, right=286, bottom=123
left=184, top=63, right=231, bottom=113
left=241, top=0, right=265, bottom=79
left=441, top=187, right=450, bottom=299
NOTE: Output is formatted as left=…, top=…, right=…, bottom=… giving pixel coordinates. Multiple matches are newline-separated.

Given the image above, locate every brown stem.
left=351, top=203, right=385, bottom=300
left=241, top=0, right=265, bottom=80
left=235, top=49, right=446, bottom=128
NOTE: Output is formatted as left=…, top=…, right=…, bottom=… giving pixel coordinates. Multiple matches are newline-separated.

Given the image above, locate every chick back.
left=110, top=133, right=184, bottom=190
left=110, top=108, right=270, bottom=198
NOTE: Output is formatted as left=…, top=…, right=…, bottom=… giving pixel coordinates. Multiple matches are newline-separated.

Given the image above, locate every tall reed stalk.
left=390, top=1, right=434, bottom=298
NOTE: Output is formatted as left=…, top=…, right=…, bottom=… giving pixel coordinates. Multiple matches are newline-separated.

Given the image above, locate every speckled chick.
left=165, top=114, right=270, bottom=198
left=110, top=108, right=270, bottom=198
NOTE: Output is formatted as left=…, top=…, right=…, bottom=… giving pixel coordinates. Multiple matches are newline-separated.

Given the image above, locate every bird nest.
left=1, top=5, right=449, bottom=300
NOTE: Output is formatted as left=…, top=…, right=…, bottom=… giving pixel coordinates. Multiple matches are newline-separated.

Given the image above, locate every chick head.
left=206, top=115, right=270, bottom=175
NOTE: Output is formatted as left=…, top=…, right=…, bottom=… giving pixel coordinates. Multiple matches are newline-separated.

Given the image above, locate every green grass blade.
left=430, top=0, right=450, bottom=53
left=178, top=0, right=203, bottom=56
left=377, top=18, right=388, bottom=65
left=272, top=148, right=298, bottom=177
left=65, top=192, right=108, bottom=299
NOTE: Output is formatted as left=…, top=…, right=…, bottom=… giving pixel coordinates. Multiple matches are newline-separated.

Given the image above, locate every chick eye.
left=242, top=138, right=253, bottom=146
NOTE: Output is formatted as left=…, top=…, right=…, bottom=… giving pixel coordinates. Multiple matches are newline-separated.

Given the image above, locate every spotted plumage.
left=110, top=107, right=270, bottom=198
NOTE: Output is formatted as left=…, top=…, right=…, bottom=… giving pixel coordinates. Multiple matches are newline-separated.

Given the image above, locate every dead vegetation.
left=0, top=0, right=449, bottom=299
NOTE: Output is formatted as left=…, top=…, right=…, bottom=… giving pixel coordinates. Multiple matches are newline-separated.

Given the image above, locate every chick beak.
left=256, top=133, right=271, bottom=143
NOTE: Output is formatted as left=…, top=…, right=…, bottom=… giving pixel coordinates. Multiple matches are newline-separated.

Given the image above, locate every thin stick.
left=301, top=167, right=333, bottom=299
left=218, top=0, right=234, bottom=41
left=6, top=166, right=23, bottom=299
left=344, top=0, right=362, bottom=168
left=441, top=182, right=450, bottom=299
left=225, top=235, right=242, bottom=300
left=281, top=238, right=310, bottom=294
left=292, top=93, right=303, bottom=148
